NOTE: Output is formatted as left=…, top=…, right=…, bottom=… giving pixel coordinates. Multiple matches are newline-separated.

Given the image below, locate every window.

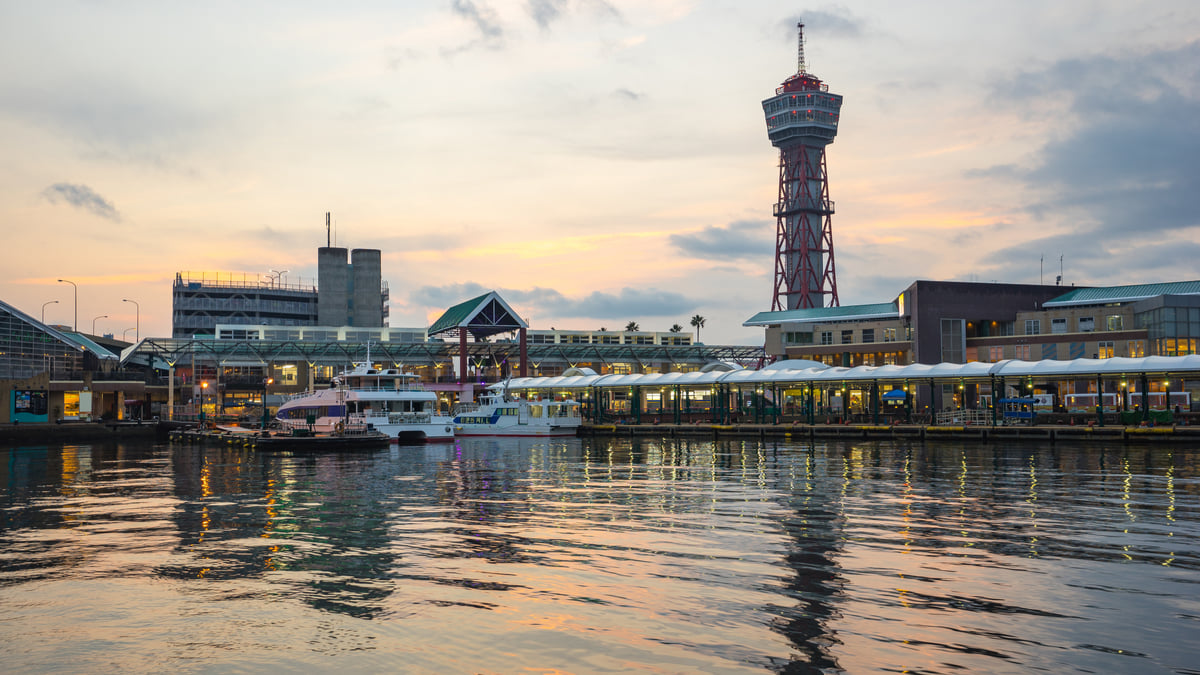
left=940, top=318, right=964, bottom=363
left=1078, top=317, right=1094, bottom=332
left=862, top=329, right=875, bottom=343
left=1051, top=318, right=1067, bottom=334
left=784, top=331, right=813, bottom=345
left=820, top=331, right=833, bottom=346
left=1097, top=341, right=1114, bottom=359
left=841, top=330, right=853, bottom=344
left=1127, top=340, right=1145, bottom=358
left=883, top=328, right=896, bottom=342
left=1025, top=320, right=1041, bottom=335
left=1014, top=344, right=1032, bottom=360
left=1107, top=315, right=1124, bottom=331
left=988, top=346, right=1005, bottom=362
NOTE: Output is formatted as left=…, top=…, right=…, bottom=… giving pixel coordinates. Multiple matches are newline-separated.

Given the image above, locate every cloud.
left=527, top=0, right=620, bottom=29
left=412, top=283, right=698, bottom=320
left=669, top=220, right=773, bottom=261
left=528, top=0, right=567, bottom=29
left=985, top=41, right=1200, bottom=239
left=781, top=8, right=866, bottom=41
left=614, top=87, right=643, bottom=101
left=42, top=183, right=121, bottom=221
left=451, top=0, right=504, bottom=44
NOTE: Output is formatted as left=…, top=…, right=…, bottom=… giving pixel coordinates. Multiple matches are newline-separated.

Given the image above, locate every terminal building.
left=746, top=279, right=1200, bottom=365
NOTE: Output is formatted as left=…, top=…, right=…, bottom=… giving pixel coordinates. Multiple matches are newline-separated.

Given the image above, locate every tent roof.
left=491, top=355, right=1200, bottom=391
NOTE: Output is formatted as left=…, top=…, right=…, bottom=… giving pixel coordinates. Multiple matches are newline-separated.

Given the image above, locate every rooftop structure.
left=763, top=20, right=843, bottom=311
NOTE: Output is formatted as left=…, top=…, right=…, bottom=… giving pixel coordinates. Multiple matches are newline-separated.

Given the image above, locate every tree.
left=690, top=314, right=706, bottom=342
left=625, top=321, right=640, bottom=332
left=669, top=324, right=683, bottom=333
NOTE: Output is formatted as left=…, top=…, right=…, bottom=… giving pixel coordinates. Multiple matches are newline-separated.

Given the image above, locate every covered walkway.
left=493, top=356, right=1200, bottom=427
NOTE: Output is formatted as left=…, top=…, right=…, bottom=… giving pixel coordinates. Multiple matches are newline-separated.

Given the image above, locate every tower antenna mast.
left=796, top=21, right=807, bottom=75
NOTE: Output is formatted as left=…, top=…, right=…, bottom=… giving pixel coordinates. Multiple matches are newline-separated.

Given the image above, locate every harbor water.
left=1, top=437, right=1197, bottom=673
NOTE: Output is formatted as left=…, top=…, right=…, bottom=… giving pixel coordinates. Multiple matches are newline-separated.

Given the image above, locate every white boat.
left=452, top=388, right=582, bottom=437
left=276, top=363, right=454, bottom=443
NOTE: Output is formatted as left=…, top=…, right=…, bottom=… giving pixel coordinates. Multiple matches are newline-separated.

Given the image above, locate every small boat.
left=452, top=386, right=582, bottom=437
left=275, top=363, right=455, bottom=443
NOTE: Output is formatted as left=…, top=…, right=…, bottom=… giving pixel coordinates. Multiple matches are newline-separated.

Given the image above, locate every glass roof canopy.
left=119, top=337, right=766, bottom=369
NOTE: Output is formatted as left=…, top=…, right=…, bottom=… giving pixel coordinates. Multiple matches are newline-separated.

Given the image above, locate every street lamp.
left=123, top=327, right=136, bottom=340
left=92, top=315, right=108, bottom=334
left=41, top=300, right=59, bottom=323
left=57, top=279, right=77, bottom=331
left=261, top=376, right=274, bottom=429
left=200, top=381, right=209, bottom=425
left=122, top=298, right=139, bottom=341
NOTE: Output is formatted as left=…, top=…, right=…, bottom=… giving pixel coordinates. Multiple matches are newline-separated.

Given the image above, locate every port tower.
left=763, top=21, right=842, bottom=310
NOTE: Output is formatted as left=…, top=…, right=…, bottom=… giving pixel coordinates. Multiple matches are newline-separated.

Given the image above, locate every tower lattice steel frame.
left=763, top=21, right=842, bottom=310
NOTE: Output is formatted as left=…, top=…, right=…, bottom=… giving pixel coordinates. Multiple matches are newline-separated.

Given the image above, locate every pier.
left=578, top=421, right=1200, bottom=443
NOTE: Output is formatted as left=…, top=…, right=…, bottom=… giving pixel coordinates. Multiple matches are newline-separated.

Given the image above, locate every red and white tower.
left=763, top=21, right=842, bottom=310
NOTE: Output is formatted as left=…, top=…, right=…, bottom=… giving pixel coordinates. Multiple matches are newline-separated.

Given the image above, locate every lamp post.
left=122, top=298, right=139, bottom=341
left=41, top=300, right=59, bottom=323
left=123, top=327, right=136, bottom=340
left=57, top=279, right=77, bottom=331
left=92, top=315, right=108, bottom=335
left=200, top=381, right=209, bottom=425
left=261, top=376, right=274, bottom=429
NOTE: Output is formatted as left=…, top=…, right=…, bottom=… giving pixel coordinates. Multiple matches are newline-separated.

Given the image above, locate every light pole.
left=122, top=298, right=139, bottom=341
left=57, top=279, right=77, bottom=331
left=200, top=381, right=209, bottom=425
left=92, top=315, right=108, bottom=334
left=123, top=327, right=136, bottom=341
left=261, top=376, right=274, bottom=429
left=41, top=300, right=59, bottom=323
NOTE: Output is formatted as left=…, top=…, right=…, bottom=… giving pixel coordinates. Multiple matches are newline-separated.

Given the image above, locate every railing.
left=387, top=412, right=433, bottom=425
left=935, top=409, right=992, bottom=426
left=452, top=402, right=480, bottom=416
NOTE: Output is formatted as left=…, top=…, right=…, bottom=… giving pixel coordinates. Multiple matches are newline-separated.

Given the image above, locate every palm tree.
left=625, top=321, right=640, bottom=332
left=690, top=314, right=706, bottom=342
left=669, top=324, right=683, bottom=333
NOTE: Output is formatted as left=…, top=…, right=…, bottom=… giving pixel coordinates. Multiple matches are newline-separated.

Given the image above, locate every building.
left=172, top=271, right=318, bottom=337
left=172, top=243, right=390, bottom=337
left=1, top=298, right=148, bottom=423
left=763, top=21, right=843, bottom=310
left=747, top=280, right=1066, bottom=367
left=746, top=279, right=1200, bottom=411
left=317, top=247, right=388, bottom=327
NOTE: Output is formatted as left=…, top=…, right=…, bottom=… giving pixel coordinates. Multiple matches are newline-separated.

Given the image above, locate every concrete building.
left=317, top=247, right=388, bottom=327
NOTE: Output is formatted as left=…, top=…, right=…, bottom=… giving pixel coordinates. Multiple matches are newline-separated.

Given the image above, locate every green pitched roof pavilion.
left=428, top=291, right=528, bottom=340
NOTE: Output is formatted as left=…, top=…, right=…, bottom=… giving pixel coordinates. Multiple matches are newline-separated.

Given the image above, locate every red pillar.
left=519, top=327, right=527, bottom=377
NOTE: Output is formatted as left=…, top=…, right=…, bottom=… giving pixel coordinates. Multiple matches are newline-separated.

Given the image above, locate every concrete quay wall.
left=579, top=422, right=1200, bottom=444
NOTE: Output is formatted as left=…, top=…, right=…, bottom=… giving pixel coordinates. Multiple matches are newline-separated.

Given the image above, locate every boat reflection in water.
left=0, top=438, right=1195, bottom=673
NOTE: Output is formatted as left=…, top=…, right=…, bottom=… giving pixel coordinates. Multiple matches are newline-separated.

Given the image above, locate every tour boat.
left=275, top=364, right=454, bottom=443
left=452, top=388, right=582, bottom=437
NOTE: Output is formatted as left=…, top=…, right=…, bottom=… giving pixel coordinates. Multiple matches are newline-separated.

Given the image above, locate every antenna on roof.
left=326, top=212, right=331, bottom=247
left=796, top=21, right=807, bottom=75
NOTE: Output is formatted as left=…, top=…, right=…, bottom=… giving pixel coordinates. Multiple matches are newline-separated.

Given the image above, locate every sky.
left=2, top=1, right=1198, bottom=345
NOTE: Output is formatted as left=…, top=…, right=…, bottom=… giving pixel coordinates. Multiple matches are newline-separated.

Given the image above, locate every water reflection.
left=0, top=438, right=1197, bottom=673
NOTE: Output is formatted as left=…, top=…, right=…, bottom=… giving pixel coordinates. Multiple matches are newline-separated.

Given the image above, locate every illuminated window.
left=1097, top=341, right=1114, bottom=359
left=1127, top=340, right=1145, bottom=358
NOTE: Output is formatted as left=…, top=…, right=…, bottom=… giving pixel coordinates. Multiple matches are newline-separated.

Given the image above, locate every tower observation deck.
left=763, top=21, right=842, bottom=310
